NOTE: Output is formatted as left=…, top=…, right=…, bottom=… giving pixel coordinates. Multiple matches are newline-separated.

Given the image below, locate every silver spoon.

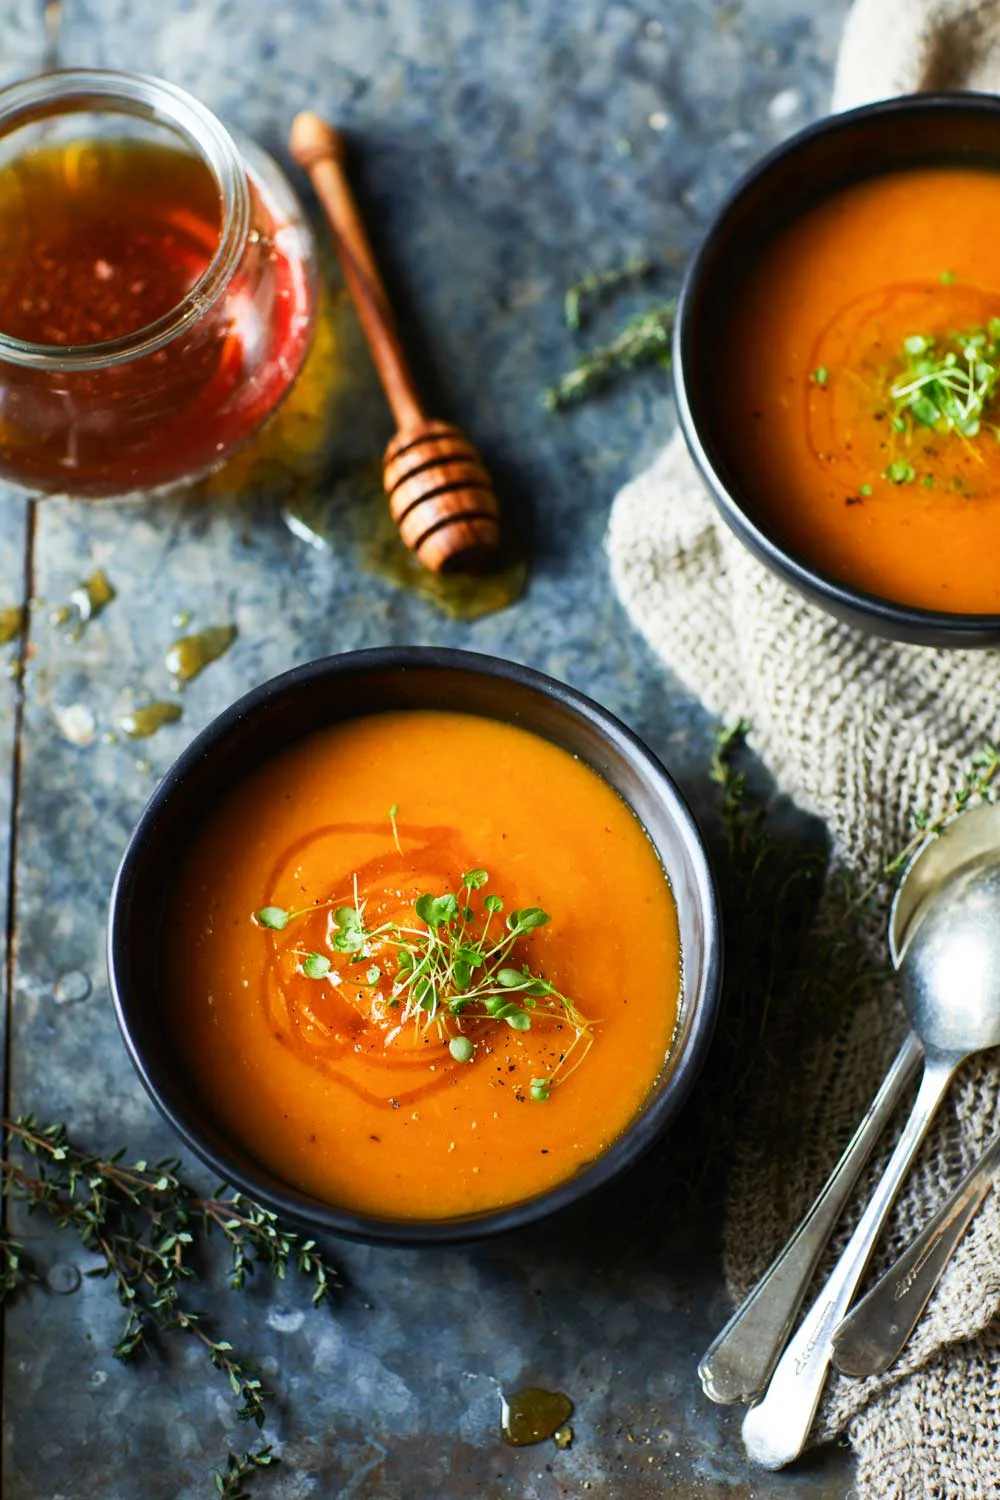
left=700, top=801, right=1000, bottom=1406
left=698, top=1032, right=921, bottom=1404
left=832, top=1113, right=1000, bottom=1379
left=743, top=808, right=1000, bottom=1471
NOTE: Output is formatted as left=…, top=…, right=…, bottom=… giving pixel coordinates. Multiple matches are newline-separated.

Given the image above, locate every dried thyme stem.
left=563, top=258, right=654, bottom=330
left=543, top=299, right=676, bottom=410
left=854, top=742, right=1000, bottom=907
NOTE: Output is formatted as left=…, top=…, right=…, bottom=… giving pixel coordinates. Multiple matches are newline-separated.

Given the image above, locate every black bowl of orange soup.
left=108, top=648, right=720, bottom=1245
left=676, top=92, right=1000, bottom=646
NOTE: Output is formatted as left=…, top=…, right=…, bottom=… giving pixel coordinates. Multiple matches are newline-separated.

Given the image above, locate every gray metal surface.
left=1, top=1, right=854, bottom=1495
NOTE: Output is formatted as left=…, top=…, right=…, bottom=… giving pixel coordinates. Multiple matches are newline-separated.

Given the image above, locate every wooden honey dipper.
left=289, top=112, right=501, bottom=573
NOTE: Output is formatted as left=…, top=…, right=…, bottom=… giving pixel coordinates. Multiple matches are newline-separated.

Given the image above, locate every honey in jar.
left=0, top=71, right=316, bottom=496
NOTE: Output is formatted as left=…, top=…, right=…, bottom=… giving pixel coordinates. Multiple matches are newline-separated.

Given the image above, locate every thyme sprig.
left=258, top=866, right=593, bottom=1098
left=543, top=300, right=676, bottom=410
left=855, top=740, right=1000, bottom=907
left=0, top=1115, right=340, bottom=1491
left=214, top=1445, right=277, bottom=1499
left=563, top=258, right=654, bottom=330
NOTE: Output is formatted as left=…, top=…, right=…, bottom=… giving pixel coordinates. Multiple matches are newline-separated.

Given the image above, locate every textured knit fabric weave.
left=607, top=3, right=1000, bottom=1494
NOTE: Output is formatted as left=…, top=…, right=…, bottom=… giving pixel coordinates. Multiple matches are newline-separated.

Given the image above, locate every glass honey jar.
left=0, top=70, right=317, bottom=496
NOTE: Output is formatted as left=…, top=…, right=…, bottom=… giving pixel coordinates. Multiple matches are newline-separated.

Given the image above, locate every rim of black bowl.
left=108, top=646, right=722, bottom=1247
left=674, top=90, right=1000, bottom=646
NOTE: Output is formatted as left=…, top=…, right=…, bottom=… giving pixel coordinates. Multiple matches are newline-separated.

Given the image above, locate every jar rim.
left=0, top=68, right=249, bottom=371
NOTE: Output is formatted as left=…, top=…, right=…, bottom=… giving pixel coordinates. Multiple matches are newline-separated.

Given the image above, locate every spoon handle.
left=742, top=1053, right=957, bottom=1470
left=832, top=1129, right=1000, bottom=1378
left=699, top=1032, right=922, bottom=1404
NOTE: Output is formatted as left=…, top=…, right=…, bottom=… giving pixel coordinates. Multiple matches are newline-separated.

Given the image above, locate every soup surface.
left=724, top=165, right=1000, bottom=613
left=165, top=709, right=681, bottom=1220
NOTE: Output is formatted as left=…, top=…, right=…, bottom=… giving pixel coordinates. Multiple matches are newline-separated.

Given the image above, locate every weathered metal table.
left=0, top=1, right=855, bottom=1494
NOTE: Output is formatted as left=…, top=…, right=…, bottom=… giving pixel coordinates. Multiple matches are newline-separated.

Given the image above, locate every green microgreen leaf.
left=812, top=366, right=828, bottom=386
left=449, top=1036, right=475, bottom=1063
left=530, top=1078, right=551, bottom=1102
left=483, top=894, right=503, bottom=914
left=301, top=953, right=331, bottom=980
left=508, top=907, right=550, bottom=933
left=497, top=968, right=528, bottom=988
left=255, top=906, right=288, bottom=931
left=463, top=868, right=488, bottom=890
left=366, top=965, right=381, bottom=985
left=452, top=960, right=473, bottom=992
left=883, top=460, right=916, bottom=485
left=413, top=976, right=436, bottom=1011
left=434, top=894, right=459, bottom=926
left=388, top=804, right=401, bottom=855
left=859, top=484, right=872, bottom=496
left=332, top=930, right=363, bottom=954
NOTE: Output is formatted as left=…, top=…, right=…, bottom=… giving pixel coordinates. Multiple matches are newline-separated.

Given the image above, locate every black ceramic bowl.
left=108, top=648, right=721, bottom=1245
left=675, top=92, right=1000, bottom=648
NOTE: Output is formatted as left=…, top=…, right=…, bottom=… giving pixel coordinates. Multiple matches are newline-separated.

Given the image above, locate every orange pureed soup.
left=724, top=165, right=1000, bottom=613
left=165, top=709, right=681, bottom=1220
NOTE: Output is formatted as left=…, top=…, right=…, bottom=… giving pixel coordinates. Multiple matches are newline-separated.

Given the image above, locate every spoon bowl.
left=890, top=802, right=1000, bottom=965
left=899, top=857, right=1000, bottom=1057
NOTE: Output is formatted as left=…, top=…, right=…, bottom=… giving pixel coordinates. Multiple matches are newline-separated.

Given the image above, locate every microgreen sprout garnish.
left=888, top=320, right=1000, bottom=438
left=883, top=460, right=916, bottom=485
left=254, top=867, right=593, bottom=1098
left=388, top=804, right=401, bottom=854
left=812, top=366, right=829, bottom=386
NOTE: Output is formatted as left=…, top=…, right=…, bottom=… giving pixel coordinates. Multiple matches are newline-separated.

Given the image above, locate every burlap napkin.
left=607, top=3, right=1000, bottom=1494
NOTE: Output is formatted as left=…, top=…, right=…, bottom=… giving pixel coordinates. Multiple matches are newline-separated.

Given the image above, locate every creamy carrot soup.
left=724, top=166, right=1000, bottom=612
left=165, top=710, right=681, bottom=1219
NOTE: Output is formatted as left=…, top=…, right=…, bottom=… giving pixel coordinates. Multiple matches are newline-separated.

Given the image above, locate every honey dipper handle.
left=290, top=112, right=425, bottom=432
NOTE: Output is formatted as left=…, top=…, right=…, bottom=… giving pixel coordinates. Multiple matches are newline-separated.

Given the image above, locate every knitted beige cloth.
left=607, top=2, right=1000, bottom=1493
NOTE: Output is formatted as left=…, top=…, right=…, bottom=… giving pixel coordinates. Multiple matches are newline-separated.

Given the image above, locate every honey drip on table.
left=165, top=625, right=237, bottom=683
left=500, top=1388, right=574, bottom=1447
left=119, top=701, right=183, bottom=739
